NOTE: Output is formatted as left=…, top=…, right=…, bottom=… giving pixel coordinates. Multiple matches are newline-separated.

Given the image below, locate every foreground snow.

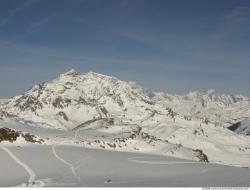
left=0, top=144, right=249, bottom=187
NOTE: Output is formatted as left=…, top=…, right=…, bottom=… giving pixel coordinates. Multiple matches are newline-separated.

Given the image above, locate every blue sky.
left=0, top=0, right=250, bottom=98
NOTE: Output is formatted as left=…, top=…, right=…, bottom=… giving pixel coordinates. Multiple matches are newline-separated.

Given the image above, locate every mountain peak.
left=61, top=69, right=78, bottom=76
left=206, top=89, right=215, bottom=94
left=59, top=70, right=117, bottom=81
left=84, top=71, right=117, bottom=79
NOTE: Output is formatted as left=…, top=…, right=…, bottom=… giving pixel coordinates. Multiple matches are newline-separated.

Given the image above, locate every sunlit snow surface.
left=0, top=144, right=250, bottom=187
left=0, top=71, right=250, bottom=187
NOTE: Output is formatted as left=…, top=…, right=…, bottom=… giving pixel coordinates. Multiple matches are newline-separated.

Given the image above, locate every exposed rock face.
left=15, top=95, right=43, bottom=112
left=52, top=96, right=71, bottom=109
left=193, top=149, right=209, bottom=162
left=21, top=133, right=44, bottom=144
left=0, top=110, right=15, bottom=120
left=228, top=118, right=250, bottom=136
left=0, top=127, right=44, bottom=144
left=0, top=128, right=19, bottom=143
left=57, top=111, right=69, bottom=121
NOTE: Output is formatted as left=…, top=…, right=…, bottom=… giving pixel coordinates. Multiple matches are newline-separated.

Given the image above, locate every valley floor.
left=0, top=144, right=249, bottom=187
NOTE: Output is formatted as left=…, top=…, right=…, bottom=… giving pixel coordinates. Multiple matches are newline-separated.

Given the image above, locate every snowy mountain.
left=0, top=69, right=157, bottom=128
left=152, top=90, right=250, bottom=126
left=0, top=69, right=250, bottom=167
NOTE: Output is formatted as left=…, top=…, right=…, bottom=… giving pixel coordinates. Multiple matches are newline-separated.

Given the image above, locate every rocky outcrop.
left=193, top=149, right=209, bottom=162
left=0, top=127, right=44, bottom=144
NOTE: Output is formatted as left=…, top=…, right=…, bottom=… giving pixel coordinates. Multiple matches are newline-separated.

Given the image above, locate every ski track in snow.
left=51, top=145, right=84, bottom=186
left=128, top=157, right=205, bottom=165
left=1, top=146, right=36, bottom=186
left=74, top=131, right=78, bottom=139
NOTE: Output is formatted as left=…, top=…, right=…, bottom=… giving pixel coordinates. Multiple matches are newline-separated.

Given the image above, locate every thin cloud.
left=27, top=14, right=59, bottom=34
left=0, top=39, right=150, bottom=67
left=0, top=0, right=40, bottom=27
left=214, top=5, right=250, bottom=40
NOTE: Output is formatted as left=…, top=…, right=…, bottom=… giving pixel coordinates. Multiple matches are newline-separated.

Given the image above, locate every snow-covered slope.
left=1, top=145, right=250, bottom=187
left=228, top=118, right=250, bottom=136
left=152, top=90, right=250, bottom=126
left=0, top=69, right=250, bottom=167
